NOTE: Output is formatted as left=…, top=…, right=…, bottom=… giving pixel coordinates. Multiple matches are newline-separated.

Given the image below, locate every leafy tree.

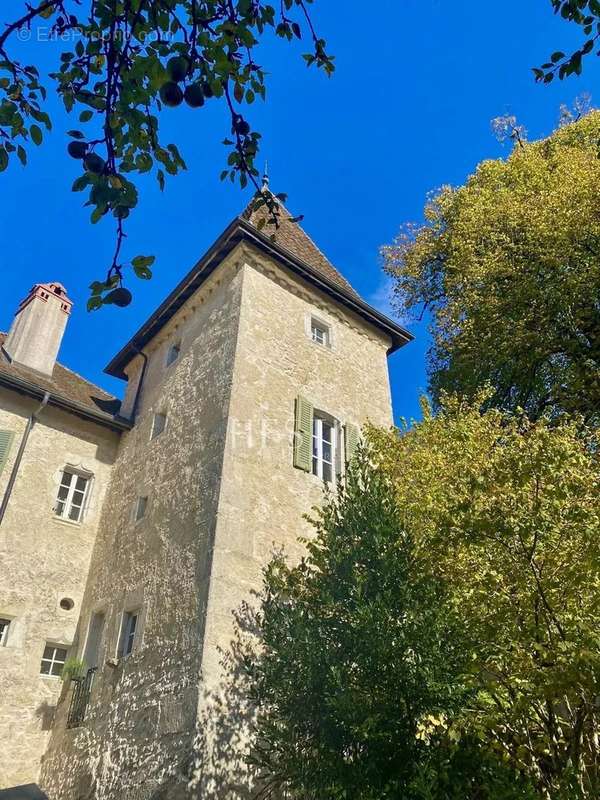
left=0, top=1, right=333, bottom=308
left=383, top=113, right=600, bottom=424
left=535, top=1, right=600, bottom=85
left=371, top=397, right=600, bottom=798
left=241, top=447, right=535, bottom=800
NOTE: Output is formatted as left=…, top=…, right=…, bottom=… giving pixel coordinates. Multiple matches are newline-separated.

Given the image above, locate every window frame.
left=134, top=496, right=148, bottom=522
left=83, top=610, right=106, bottom=669
left=54, top=468, right=92, bottom=524
left=150, top=412, right=167, bottom=440
left=40, top=643, right=69, bottom=678
left=312, top=413, right=337, bottom=483
left=165, top=341, right=181, bottom=368
left=0, top=617, right=11, bottom=647
left=118, top=609, right=140, bottom=658
left=310, top=317, right=331, bottom=348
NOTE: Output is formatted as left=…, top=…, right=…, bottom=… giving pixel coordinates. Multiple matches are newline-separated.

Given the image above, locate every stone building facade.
left=0, top=192, right=412, bottom=798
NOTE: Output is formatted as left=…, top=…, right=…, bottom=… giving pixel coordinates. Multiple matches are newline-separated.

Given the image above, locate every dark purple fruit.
left=167, top=56, right=189, bottom=82
left=68, top=140, right=87, bottom=159
left=236, top=119, right=250, bottom=136
left=160, top=81, right=184, bottom=108
left=83, top=152, right=105, bottom=174
left=184, top=83, right=205, bottom=108
left=106, top=287, right=132, bottom=307
left=113, top=206, right=130, bottom=220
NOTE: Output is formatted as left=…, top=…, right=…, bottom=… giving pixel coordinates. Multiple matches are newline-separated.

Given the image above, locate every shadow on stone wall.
left=34, top=703, right=57, bottom=732
left=188, top=599, right=265, bottom=800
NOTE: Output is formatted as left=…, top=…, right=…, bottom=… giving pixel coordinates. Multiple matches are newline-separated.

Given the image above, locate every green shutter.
left=0, top=430, right=15, bottom=475
left=344, top=423, right=359, bottom=465
left=293, top=395, right=313, bottom=472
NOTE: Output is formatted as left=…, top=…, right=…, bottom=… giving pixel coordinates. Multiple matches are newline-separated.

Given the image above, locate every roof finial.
left=261, top=161, right=269, bottom=192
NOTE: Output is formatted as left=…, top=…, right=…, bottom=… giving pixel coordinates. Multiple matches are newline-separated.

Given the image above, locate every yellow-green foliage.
left=370, top=400, right=600, bottom=796
left=384, top=113, right=600, bottom=424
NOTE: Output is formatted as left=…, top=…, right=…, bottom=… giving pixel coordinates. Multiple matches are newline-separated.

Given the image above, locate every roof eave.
left=104, top=217, right=413, bottom=379
left=0, top=371, right=132, bottom=432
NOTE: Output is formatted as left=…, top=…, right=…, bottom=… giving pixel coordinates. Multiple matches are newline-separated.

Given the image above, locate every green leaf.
left=87, top=296, right=103, bottom=312
left=0, top=147, right=8, bottom=173
left=133, top=263, right=153, bottom=280
left=30, top=124, right=42, bottom=145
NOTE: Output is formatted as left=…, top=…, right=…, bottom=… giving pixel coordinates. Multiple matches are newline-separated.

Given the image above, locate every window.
left=151, top=412, right=167, bottom=440
left=134, top=496, right=148, bottom=522
left=119, top=610, right=139, bottom=657
left=40, top=644, right=68, bottom=677
left=165, top=342, right=181, bottom=367
left=0, top=618, right=10, bottom=646
left=311, top=318, right=330, bottom=347
left=55, top=469, right=91, bottom=523
left=312, top=415, right=336, bottom=482
left=84, top=612, right=105, bottom=669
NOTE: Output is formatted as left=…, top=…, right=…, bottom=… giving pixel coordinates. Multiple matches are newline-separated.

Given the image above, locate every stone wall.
left=41, top=251, right=247, bottom=800
left=0, top=394, right=119, bottom=788
left=41, top=242, right=396, bottom=800
left=194, top=250, right=393, bottom=794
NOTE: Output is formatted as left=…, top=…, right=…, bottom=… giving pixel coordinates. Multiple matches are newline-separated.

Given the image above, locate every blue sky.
left=2, top=0, right=599, bottom=422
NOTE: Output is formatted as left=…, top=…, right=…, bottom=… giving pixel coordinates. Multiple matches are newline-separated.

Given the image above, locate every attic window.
left=311, top=318, right=330, bottom=347
left=165, top=342, right=181, bottom=367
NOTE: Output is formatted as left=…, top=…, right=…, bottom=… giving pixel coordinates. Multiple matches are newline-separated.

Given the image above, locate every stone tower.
left=38, top=195, right=412, bottom=799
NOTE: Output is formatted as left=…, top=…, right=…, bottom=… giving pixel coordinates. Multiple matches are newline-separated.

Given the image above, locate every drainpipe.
left=131, top=347, right=148, bottom=421
left=0, top=391, right=50, bottom=527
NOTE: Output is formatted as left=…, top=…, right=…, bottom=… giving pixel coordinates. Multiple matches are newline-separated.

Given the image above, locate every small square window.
left=119, top=610, right=139, bottom=657
left=134, top=496, right=148, bottom=522
left=0, top=618, right=11, bottom=647
left=166, top=342, right=181, bottom=367
left=151, top=412, right=167, bottom=440
left=40, top=644, right=68, bottom=677
left=311, top=319, right=330, bottom=347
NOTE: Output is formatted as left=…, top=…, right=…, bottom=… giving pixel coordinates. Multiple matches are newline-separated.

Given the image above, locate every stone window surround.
left=150, top=411, right=168, bottom=441
left=117, top=608, right=141, bottom=658
left=304, top=311, right=335, bottom=351
left=79, top=605, right=108, bottom=669
left=133, top=495, right=148, bottom=523
left=0, top=616, right=11, bottom=646
left=165, top=339, right=182, bottom=368
left=113, top=591, right=147, bottom=662
left=40, top=642, right=70, bottom=679
left=52, top=464, right=95, bottom=526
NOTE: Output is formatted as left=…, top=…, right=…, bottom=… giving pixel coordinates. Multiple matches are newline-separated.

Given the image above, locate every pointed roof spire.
left=261, top=161, right=269, bottom=192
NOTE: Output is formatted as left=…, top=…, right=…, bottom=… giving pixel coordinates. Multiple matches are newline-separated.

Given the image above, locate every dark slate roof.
left=0, top=333, right=129, bottom=431
left=241, top=195, right=360, bottom=297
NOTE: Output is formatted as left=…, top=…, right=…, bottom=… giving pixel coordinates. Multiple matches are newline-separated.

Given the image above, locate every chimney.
left=3, top=282, right=73, bottom=375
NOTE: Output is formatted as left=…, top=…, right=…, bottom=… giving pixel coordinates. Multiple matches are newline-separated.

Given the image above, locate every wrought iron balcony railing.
left=66, top=667, right=97, bottom=728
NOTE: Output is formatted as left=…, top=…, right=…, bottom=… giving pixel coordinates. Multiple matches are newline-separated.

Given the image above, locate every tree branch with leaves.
left=0, top=0, right=334, bottom=309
